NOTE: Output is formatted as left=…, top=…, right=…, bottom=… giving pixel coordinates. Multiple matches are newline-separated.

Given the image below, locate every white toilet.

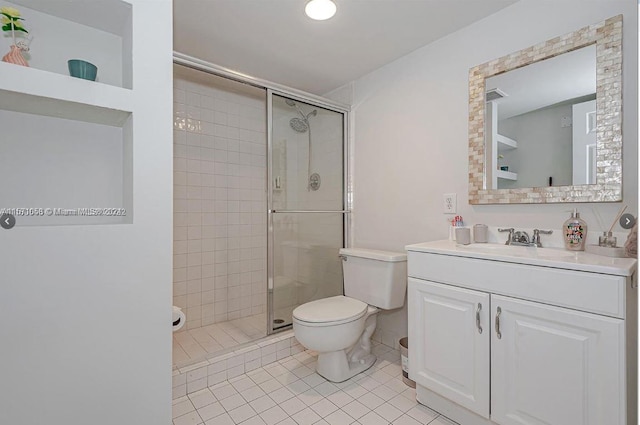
left=292, top=248, right=407, bottom=382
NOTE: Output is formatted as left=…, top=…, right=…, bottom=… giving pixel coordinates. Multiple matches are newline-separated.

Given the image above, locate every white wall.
left=328, top=1, right=638, bottom=347
left=0, top=1, right=173, bottom=424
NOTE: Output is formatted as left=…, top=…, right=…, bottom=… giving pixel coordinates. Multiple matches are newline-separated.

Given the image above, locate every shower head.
left=290, top=117, right=309, bottom=133
left=286, top=98, right=316, bottom=133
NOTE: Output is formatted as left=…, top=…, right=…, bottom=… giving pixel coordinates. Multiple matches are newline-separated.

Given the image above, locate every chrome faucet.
left=498, top=228, right=552, bottom=247
left=531, top=229, right=553, bottom=247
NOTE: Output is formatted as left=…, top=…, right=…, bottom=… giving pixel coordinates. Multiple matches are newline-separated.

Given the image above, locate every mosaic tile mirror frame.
left=468, top=15, right=623, bottom=204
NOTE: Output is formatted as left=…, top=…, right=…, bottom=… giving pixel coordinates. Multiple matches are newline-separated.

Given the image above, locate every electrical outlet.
left=443, top=193, right=457, bottom=214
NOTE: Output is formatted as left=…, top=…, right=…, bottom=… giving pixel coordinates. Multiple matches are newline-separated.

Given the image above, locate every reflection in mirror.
left=485, top=45, right=596, bottom=189
left=468, top=15, right=622, bottom=204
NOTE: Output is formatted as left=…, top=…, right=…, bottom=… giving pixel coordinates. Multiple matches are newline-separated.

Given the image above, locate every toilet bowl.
left=292, top=248, right=407, bottom=382
left=293, top=295, right=379, bottom=382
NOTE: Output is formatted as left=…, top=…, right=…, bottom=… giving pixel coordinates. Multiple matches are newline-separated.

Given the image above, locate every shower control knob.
left=309, top=173, right=321, bottom=191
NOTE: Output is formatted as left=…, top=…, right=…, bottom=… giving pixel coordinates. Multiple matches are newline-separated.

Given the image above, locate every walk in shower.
left=172, top=61, right=348, bottom=368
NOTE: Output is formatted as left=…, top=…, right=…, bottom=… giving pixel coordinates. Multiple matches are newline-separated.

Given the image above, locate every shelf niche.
left=0, top=108, right=133, bottom=226
left=2, top=0, right=132, bottom=89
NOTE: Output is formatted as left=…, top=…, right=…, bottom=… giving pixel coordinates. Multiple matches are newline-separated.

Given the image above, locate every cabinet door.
left=408, top=278, right=490, bottom=418
left=491, top=295, right=624, bottom=425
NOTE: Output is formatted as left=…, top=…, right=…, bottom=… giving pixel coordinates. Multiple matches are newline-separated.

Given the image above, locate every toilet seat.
left=293, top=295, right=367, bottom=327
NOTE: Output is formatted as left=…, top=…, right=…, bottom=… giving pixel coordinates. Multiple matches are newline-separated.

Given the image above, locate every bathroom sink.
left=463, top=243, right=510, bottom=250
left=532, top=248, right=577, bottom=259
left=458, top=243, right=576, bottom=260
left=459, top=243, right=523, bottom=254
left=406, top=240, right=637, bottom=276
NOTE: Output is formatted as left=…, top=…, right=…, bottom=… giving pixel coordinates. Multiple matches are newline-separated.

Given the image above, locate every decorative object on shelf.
left=1, top=6, right=29, bottom=67
left=68, top=59, right=98, bottom=81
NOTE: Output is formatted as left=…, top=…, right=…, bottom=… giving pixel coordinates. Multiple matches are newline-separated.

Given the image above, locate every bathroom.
left=0, top=1, right=637, bottom=425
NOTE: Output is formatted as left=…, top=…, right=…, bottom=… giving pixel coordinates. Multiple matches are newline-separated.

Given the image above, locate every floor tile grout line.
left=174, top=348, right=455, bottom=425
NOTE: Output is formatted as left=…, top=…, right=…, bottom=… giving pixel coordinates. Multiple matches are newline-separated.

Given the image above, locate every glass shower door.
left=268, top=92, right=347, bottom=332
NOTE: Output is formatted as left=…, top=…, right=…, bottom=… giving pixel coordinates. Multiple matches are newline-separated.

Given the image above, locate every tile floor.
left=174, top=314, right=267, bottom=366
left=172, top=343, right=457, bottom=425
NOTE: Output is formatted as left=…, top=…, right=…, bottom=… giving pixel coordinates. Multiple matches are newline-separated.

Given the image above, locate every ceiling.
left=174, top=0, right=517, bottom=95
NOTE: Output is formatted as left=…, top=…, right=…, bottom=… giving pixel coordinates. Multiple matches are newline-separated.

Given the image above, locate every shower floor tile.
left=172, top=342, right=455, bottom=425
left=174, top=313, right=267, bottom=365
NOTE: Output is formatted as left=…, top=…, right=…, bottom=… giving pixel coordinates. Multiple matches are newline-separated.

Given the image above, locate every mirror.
left=468, top=15, right=622, bottom=204
left=486, top=45, right=596, bottom=189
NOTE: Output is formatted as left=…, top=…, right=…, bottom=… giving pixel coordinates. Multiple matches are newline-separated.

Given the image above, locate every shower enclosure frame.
left=172, top=52, right=352, bottom=336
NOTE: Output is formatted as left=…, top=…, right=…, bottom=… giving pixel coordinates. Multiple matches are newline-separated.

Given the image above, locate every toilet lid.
left=293, top=296, right=367, bottom=325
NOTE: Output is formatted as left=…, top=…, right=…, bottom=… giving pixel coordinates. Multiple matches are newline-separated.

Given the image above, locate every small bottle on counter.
left=563, top=208, right=587, bottom=251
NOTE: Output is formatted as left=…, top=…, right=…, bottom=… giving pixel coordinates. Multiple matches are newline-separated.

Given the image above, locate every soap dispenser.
left=563, top=208, right=588, bottom=251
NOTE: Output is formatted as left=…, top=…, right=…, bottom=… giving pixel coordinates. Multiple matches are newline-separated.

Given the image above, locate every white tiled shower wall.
left=173, top=66, right=267, bottom=330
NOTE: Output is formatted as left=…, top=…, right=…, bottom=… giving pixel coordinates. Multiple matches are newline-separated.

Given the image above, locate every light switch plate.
left=443, top=193, right=457, bottom=214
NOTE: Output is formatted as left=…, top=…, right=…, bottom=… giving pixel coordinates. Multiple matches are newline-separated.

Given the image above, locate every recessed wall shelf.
left=495, top=134, right=518, bottom=181
left=2, top=0, right=132, bottom=89
left=496, top=134, right=517, bottom=150
left=0, top=61, right=132, bottom=126
left=0, top=0, right=136, bottom=227
left=496, top=170, right=518, bottom=181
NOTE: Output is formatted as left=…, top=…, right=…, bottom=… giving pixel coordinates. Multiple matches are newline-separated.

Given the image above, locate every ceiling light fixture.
left=305, top=0, right=337, bottom=21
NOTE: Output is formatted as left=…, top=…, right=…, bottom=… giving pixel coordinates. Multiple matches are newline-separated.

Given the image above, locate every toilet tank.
left=339, top=248, right=407, bottom=310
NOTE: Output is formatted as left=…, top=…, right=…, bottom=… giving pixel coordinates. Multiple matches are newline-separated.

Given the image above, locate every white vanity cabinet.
left=490, top=295, right=624, bottom=425
left=409, top=279, right=490, bottom=418
left=406, top=241, right=637, bottom=425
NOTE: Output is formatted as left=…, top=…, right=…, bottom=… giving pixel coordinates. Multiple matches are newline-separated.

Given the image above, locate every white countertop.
left=406, top=240, right=637, bottom=276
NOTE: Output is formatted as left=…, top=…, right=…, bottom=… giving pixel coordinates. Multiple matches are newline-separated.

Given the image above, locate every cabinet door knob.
left=476, top=303, right=483, bottom=334
left=495, top=306, right=502, bottom=339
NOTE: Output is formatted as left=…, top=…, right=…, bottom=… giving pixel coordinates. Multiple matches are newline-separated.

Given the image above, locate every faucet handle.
left=532, top=229, right=553, bottom=247
left=498, top=228, right=514, bottom=245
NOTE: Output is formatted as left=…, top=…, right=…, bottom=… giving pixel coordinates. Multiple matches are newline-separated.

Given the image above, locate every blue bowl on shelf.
left=68, top=59, right=98, bottom=81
